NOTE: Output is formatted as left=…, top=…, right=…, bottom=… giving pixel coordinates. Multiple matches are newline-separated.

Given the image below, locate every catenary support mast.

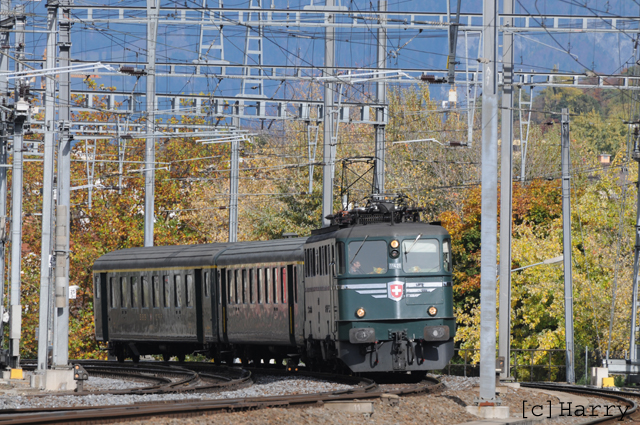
left=322, top=0, right=335, bottom=227
left=479, top=0, right=499, bottom=402
left=498, top=0, right=514, bottom=380
left=561, top=108, right=575, bottom=383
left=37, top=1, right=58, bottom=373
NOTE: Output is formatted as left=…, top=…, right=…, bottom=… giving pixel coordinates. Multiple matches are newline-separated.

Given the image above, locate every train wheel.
left=177, top=354, right=186, bottom=363
left=116, top=351, right=125, bottom=363
left=132, top=354, right=140, bottom=363
left=162, top=353, right=171, bottom=362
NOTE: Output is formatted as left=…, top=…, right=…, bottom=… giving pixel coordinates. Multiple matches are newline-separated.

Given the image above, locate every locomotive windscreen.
left=348, top=240, right=387, bottom=275
left=402, top=239, right=440, bottom=273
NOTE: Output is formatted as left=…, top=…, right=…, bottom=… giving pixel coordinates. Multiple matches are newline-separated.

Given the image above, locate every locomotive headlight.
left=428, top=306, right=438, bottom=316
left=390, top=240, right=399, bottom=249
left=390, top=249, right=400, bottom=258
left=356, top=307, right=366, bottom=318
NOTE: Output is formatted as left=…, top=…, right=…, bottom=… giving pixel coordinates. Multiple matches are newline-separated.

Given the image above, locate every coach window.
left=152, top=276, right=160, bottom=308
left=240, top=269, right=246, bottom=304
left=264, top=268, right=270, bottom=303
left=110, top=277, right=117, bottom=308
left=95, top=276, right=100, bottom=299
left=249, top=269, right=255, bottom=304
left=257, top=269, right=263, bottom=304
left=130, top=276, right=139, bottom=308
left=272, top=267, right=278, bottom=303
left=163, top=275, right=170, bottom=308
left=218, top=270, right=223, bottom=305
left=281, top=267, right=287, bottom=304
left=227, top=270, right=234, bottom=304
left=174, top=275, right=182, bottom=308
left=234, top=269, right=240, bottom=304
left=337, top=242, right=345, bottom=275
left=227, top=270, right=237, bottom=304
left=141, top=276, right=148, bottom=308
left=185, top=275, right=193, bottom=308
left=315, top=249, right=320, bottom=276
left=293, top=267, right=298, bottom=303
left=120, top=277, right=127, bottom=308
left=204, top=272, right=210, bottom=298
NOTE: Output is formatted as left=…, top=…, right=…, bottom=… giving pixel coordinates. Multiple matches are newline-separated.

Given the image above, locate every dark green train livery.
left=93, top=204, right=455, bottom=373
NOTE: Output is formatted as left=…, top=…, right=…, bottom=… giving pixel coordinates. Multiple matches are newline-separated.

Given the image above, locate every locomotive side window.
left=120, top=277, right=127, bottom=308
left=281, top=267, right=287, bottom=304
left=204, top=272, right=210, bottom=298
left=185, top=275, right=193, bottom=307
left=95, top=276, right=100, bottom=299
left=130, top=276, right=139, bottom=308
left=152, top=276, right=159, bottom=308
left=331, top=245, right=335, bottom=276
left=402, top=239, right=440, bottom=273
left=174, top=275, right=182, bottom=308
left=315, top=249, right=320, bottom=276
left=110, top=277, right=117, bottom=308
left=443, top=239, right=452, bottom=272
left=348, top=240, right=387, bottom=275
left=323, top=246, right=328, bottom=275
left=304, top=250, right=309, bottom=277
left=264, top=268, right=270, bottom=303
left=163, top=276, right=170, bottom=308
left=337, top=242, right=345, bottom=275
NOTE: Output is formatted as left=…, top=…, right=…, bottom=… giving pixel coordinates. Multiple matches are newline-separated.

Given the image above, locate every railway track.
left=0, top=361, right=442, bottom=424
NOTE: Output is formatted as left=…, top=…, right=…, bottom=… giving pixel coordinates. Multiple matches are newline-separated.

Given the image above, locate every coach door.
left=95, top=273, right=109, bottom=341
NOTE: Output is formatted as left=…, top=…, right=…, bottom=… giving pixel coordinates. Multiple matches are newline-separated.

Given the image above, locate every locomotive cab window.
left=348, top=240, right=387, bottom=275
left=403, top=239, right=440, bottom=273
left=443, top=239, right=452, bottom=272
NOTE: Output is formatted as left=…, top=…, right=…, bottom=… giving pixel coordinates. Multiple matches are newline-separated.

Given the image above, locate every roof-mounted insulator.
left=420, top=74, right=446, bottom=84
left=119, top=66, right=147, bottom=76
